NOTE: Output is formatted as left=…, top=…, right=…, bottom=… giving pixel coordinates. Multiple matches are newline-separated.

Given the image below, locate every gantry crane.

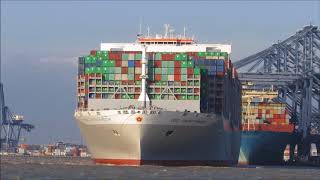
left=241, top=87, right=279, bottom=131
left=0, top=59, right=34, bottom=152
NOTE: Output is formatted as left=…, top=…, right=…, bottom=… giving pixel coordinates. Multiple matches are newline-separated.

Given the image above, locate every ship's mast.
left=138, top=45, right=150, bottom=108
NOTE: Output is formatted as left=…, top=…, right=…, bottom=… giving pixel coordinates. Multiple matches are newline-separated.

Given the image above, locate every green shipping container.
left=198, top=52, right=206, bottom=57
left=187, top=61, right=194, bottom=67
left=180, top=95, right=187, bottom=100
left=135, top=54, right=142, bottom=60
left=161, top=74, right=168, bottom=81
left=194, top=68, right=200, bottom=75
left=181, top=68, right=187, bottom=74
left=85, top=68, right=91, bottom=74
left=96, top=51, right=102, bottom=57
left=168, top=68, right=174, bottom=75
left=102, top=67, right=109, bottom=74
left=102, top=52, right=108, bottom=60
left=181, top=54, right=188, bottom=61
left=162, top=61, right=168, bottom=67
left=85, top=56, right=92, bottom=64
left=114, top=67, right=121, bottom=74
left=155, top=94, right=161, bottom=100
left=161, top=68, right=168, bottom=74
left=122, top=54, right=129, bottom=60
left=194, top=95, right=200, bottom=100
left=155, top=68, right=161, bottom=74
left=95, top=67, right=102, bottom=73
left=109, top=67, right=115, bottom=73
left=168, top=61, right=174, bottom=67
left=109, top=74, right=115, bottom=80
left=181, top=61, right=188, bottom=68
left=155, top=53, right=162, bottom=60
left=128, top=67, right=135, bottom=74
left=155, top=81, right=162, bottom=86
left=181, top=75, right=187, bottom=81
left=187, top=95, right=193, bottom=100
left=121, top=94, right=129, bottom=99
left=128, top=74, right=134, bottom=80
left=103, top=74, right=109, bottom=80
left=175, top=54, right=182, bottom=61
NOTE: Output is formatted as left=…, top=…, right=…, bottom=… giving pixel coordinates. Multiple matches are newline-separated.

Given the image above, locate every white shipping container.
left=168, top=75, right=174, bottom=81
left=135, top=68, right=142, bottom=74
left=121, top=74, right=128, bottom=80
left=128, top=54, right=135, bottom=60
left=122, top=61, right=128, bottom=67
left=115, top=74, right=121, bottom=80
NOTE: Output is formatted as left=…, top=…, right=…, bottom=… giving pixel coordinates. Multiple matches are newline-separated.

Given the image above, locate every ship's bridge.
left=137, top=37, right=194, bottom=45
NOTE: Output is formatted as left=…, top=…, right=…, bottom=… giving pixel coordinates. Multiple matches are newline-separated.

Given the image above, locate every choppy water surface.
left=1, top=157, right=320, bottom=180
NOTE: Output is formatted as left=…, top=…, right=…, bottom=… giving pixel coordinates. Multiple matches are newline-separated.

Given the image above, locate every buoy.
left=136, top=116, right=143, bottom=122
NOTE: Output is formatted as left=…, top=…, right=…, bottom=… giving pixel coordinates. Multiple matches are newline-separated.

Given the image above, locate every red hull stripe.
left=94, top=159, right=235, bottom=166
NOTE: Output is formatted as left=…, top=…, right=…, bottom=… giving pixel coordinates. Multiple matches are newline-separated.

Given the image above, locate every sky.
left=1, top=1, right=319, bottom=144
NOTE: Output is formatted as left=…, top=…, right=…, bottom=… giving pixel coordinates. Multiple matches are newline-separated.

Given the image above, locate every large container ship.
left=74, top=26, right=242, bottom=166
left=238, top=88, right=296, bottom=165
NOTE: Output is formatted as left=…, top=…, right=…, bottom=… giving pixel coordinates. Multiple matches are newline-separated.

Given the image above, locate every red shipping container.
left=266, top=109, right=270, bottom=114
left=258, top=109, right=262, bottom=114
left=128, top=81, right=135, bottom=85
left=115, top=60, right=122, bottom=67
left=161, top=54, right=168, bottom=60
left=135, top=61, right=141, bottom=67
left=155, top=74, right=162, bottom=81
left=216, top=72, right=224, bottom=77
left=155, top=88, right=161, bottom=93
left=90, top=50, right=97, bottom=56
left=168, top=54, right=175, bottom=60
left=121, top=67, right=128, bottom=74
left=194, top=88, right=200, bottom=93
left=135, top=87, right=141, bottom=92
left=134, top=95, right=139, bottom=99
left=121, top=81, right=128, bottom=85
left=174, top=68, right=181, bottom=74
left=155, top=60, right=162, bottom=68
left=187, top=74, right=193, bottom=78
left=174, top=74, right=181, bottom=81
left=181, top=81, right=187, bottom=86
left=115, top=94, right=120, bottom=99
left=174, top=61, right=181, bottom=67
left=135, top=74, right=141, bottom=80
left=96, top=74, right=102, bottom=77
left=109, top=53, right=122, bottom=60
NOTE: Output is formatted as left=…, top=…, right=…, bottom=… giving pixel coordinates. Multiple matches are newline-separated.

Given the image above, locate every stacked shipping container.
left=77, top=50, right=235, bottom=113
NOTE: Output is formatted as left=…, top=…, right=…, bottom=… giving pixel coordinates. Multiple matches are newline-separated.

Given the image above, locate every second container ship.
left=74, top=26, right=242, bottom=166
left=238, top=88, right=296, bottom=165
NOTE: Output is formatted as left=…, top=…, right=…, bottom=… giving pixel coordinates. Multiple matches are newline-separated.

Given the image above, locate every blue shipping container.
left=128, top=60, right=135, bottom=67
left=217, top=60, right=224, bottom=65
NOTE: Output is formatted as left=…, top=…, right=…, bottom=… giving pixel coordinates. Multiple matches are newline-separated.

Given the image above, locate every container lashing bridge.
left=234, top=25, right=320, bottom=160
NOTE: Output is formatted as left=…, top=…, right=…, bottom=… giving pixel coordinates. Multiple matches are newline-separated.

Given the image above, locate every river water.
left=1, top=156, right=320, bottom=180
